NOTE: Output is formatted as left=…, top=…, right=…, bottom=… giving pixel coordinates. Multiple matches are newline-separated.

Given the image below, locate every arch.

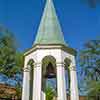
left=27, top=59, right=34, bottom=100
left=64, top=58, right=71, bottom=95
left=64, top=58, right=71, bottom=69
left=41, top=55, right=57, bottom=99
left=42, top=55, right=56, bottom=67
left=27, top=59, right=34, bottom=66
left=42, top=55, right=56, bottom=78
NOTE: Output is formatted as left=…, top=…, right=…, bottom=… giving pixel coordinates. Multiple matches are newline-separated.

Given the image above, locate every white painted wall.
left=22, top=45, right=79, bottom=100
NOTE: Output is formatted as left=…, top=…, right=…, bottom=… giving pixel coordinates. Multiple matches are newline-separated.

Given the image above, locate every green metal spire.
left=34, top=0, right=67, bottom=45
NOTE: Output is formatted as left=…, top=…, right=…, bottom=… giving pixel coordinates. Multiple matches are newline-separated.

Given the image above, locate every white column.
left=57, top=63, right=67, bottom=100
left=33, top=63, right=42, bottom=100
left=70, top=57, right=79, bottom=100
left=22, top=65, right=30, bottom=100
left=41, top=91, right=46, bottom=100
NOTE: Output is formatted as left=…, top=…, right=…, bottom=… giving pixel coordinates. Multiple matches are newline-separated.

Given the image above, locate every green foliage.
left=79, top=40, right=100, bottom=81
left=46, top=86, right=56, bottom=100
left=15, top=83, right=22, bottom=99
left=0, top=27, right=23, bottom=98
left=86, top=81, right=100, bottom=100
left=79, top=40, right=100, bottom=99
left=0, top=30, right=24, bottom=78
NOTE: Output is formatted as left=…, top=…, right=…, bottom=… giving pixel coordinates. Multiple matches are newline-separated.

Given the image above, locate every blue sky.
left=0, top=0, right=100, bottom=51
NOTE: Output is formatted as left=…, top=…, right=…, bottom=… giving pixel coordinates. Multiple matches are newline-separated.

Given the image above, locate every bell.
left=44, top=63, right=56, bottom=78
left=45, top=73, right=56, bottom=78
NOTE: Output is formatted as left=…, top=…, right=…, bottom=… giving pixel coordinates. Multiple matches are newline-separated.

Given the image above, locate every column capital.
left=23, top=66, right=30, bottom=72
left=34, top=62, right=42, bottom=68
left=56, top=62, right=64, bottom=67
left=69, top=66, right=76, bottom=71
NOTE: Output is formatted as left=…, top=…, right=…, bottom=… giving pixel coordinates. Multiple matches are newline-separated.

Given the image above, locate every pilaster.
left=41, top=91, right=46, bottom=100
left=22, top=65, right=30, bottom=100
left=69, top=59, right=79, bottom=100
left=57, top=62, right=67, bottom=100
left=33, top=63, right=42, bottom=100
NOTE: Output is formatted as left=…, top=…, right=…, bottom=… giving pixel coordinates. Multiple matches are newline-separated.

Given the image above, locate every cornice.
left=24, top=44, right=77, bottom=57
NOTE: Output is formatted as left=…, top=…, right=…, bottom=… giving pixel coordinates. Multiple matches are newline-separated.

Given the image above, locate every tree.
left=79, top=40, right=100, bottom=99
left=87, top=81, right=100, bottom=100
left=0, top=26, right=23, bottom=98
left=79, top=40, right=100, bottom=81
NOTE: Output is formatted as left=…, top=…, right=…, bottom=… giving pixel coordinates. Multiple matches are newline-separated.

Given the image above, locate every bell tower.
left=22, top=0, right=79, bottom=100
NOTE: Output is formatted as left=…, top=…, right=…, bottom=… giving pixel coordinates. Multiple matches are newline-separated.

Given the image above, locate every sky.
left=0, top=0, right=100, bottom=52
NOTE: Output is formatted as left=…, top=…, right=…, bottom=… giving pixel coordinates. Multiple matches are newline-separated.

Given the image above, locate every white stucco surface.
left=22, top=45, right=79, bottom=100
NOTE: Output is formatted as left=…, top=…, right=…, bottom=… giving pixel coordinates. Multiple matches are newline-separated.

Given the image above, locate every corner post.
left=57, top=63, right=67, bottom=100
left=33, top=63, right=42, bottom=100
left=70, top=57, right=79, bottom=100
left=22, top=65, right=30, bottom=100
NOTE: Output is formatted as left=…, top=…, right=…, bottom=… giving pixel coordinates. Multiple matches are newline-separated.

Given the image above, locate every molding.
left=23, top=67, right=30, bottom=72
left=56, top=62, right=65, bottom=67
left=34, top=62, right=42, bottom=68
left=69, top=66, right=76, bottom=71
left=24, top=44, right=77, bottom=56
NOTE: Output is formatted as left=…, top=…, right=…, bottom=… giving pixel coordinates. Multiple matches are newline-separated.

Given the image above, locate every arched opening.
left=64, top=58, right=71, bottom=98
left=42, top=56, right=57, bottom=100
left=44, top=62, right=56, bottom=78
left=27, top=59, right=34, bottom=100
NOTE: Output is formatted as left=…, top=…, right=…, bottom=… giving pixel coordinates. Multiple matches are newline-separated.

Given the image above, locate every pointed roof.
left=34, top=0, right=67, bottom=45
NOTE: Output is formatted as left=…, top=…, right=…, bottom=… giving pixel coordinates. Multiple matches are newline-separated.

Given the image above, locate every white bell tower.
left=22, top=0, right=79, bottom=100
